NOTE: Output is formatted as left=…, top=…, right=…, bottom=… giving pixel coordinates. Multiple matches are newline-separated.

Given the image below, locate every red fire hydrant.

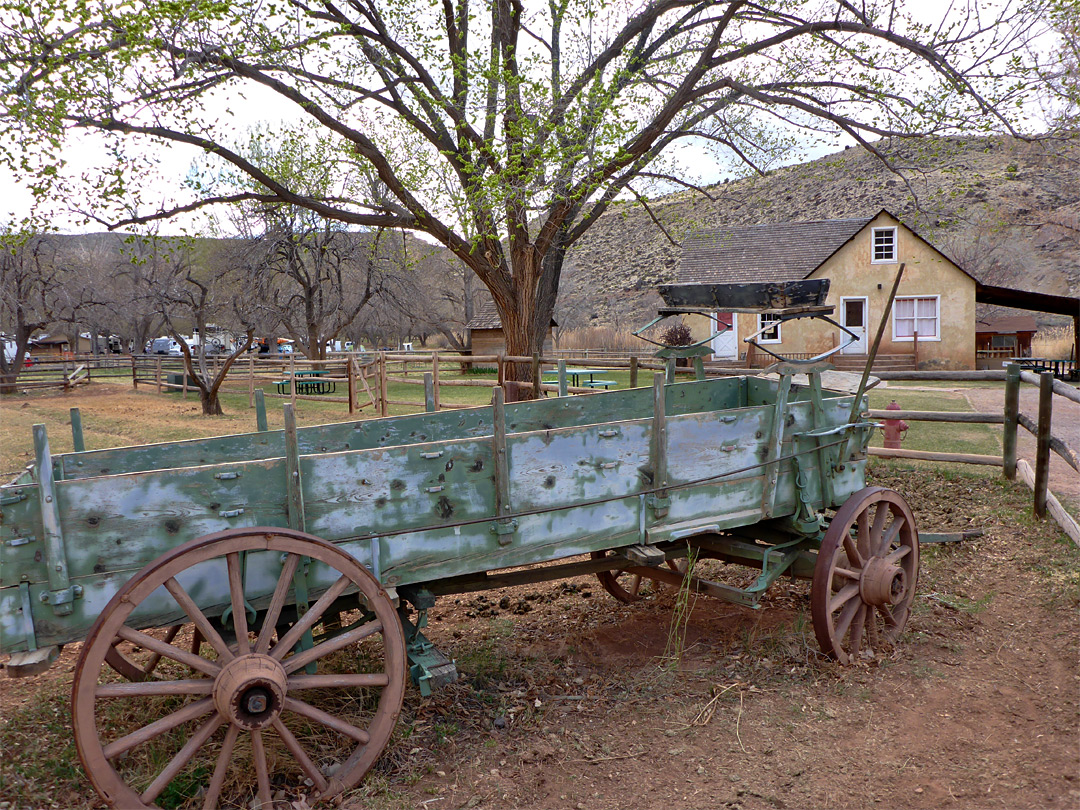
left=883, top=400, right=908, bottom=449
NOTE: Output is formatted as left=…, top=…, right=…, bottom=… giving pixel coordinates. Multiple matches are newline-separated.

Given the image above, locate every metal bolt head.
left=246, top=693, right=268, bottom=714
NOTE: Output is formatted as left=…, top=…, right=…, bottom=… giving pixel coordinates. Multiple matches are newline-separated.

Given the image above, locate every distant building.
left=466, top=300, right=557, bottom=357
left=975, top=315, right=1037, bottom=368
left=679, top=209, right=978, bottom=370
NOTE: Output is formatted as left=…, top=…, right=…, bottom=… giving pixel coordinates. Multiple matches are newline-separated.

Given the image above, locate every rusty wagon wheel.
left=591, top=551, right=689, bottom=603
left=72, top=527, right=407, bottom=809
left=811, top=487, right=919, bottom=664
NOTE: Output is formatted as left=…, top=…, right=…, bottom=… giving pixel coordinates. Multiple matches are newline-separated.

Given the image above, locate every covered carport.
left=976, top=283, right=1079, bottom=380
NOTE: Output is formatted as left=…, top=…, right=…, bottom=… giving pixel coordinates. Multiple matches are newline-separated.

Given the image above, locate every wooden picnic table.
left=276, top=369, right=337, bottom=395
left=541, top=367, right=613, bottom=388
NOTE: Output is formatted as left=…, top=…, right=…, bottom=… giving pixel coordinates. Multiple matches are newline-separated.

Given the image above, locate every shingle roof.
left=466, top=298, right=558, bottom=330
left=679, top=217, right=873, bottom=285
left=466, top=299, right=502, bottom=329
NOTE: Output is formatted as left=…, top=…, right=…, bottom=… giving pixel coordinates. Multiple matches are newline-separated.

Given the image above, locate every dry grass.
left=555, top=326, right=642, bottom=353
left=1031, top=324, right=1075, bottom=359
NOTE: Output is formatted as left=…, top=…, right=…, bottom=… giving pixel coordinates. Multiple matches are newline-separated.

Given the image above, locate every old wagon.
left=1, top=288, right=919, bottom=809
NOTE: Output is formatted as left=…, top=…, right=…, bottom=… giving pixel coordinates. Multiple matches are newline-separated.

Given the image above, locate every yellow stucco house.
left=680, top=210, right=977, bottom=370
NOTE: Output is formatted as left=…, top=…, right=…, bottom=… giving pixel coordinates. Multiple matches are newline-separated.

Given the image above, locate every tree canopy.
left=0, top=0, right=1054, bottom=379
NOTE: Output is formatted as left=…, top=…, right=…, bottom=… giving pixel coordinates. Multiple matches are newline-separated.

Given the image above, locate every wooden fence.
left=866, top=365, right=1079, bottom=544
left=128, top=351, right=699, bottom=416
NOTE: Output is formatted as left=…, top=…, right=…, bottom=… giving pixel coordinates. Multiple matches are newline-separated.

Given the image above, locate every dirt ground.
left=1, top=389, right=1078, bottom=810
left=344, top=464, right=1077, bottom=810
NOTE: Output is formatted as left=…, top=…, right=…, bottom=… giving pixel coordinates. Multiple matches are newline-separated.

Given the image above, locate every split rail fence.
left=865, top=365, right=1079, bottom=544
left=129, top=351, right=699, bottom=416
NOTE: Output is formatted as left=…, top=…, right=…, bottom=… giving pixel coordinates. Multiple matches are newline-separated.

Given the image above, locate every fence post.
left=497, top=354, right=505, bottom=390
left=70, top=407, right=85, bottom=452
left=424, top=372, right=436, bottom=412
left=666, top=357, right=676, bottom=384
left=558, top=359, right=567, bottom=397
left=531, top=353, right=541, bottom=399
left=249, top=356, right=255, bottom=408
left=348, top=357, right=357, bottom=414
left=432, top=351, right=441, bottom=411
left=155, top=357, right=162, bottom=394
left=630, top=356, right=639, bottom=389
left=1003, top=363, right=1020, bottom=480
left=1034, top=371, right=1054, bottom=519
left=254, top=390, right=268, bottom=432
left=132, top=355, right=138, bottom=389
left=379, top=352, right=389, bottom=417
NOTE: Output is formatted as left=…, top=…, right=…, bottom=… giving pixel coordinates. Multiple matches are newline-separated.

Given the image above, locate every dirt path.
left=962, top=385, right=1080, bottom=514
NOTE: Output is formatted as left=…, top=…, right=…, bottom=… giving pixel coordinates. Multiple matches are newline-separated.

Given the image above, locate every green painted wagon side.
left=0, top=375, right=865, bottom=655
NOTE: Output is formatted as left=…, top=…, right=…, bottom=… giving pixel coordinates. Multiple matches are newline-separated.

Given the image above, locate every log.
left=1020, top=370, right=1080, bottom=404
left=1016, top=459, right=1080, bottom=546
left=872, top=370, right=1008, bottom=381
left=868, top=447, right=1002, bottom=466
left=866, top=409, right=1003, bottom=423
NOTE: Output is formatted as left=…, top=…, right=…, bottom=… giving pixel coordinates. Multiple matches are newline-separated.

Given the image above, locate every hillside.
left=557, top=134, right=1080, bottom=329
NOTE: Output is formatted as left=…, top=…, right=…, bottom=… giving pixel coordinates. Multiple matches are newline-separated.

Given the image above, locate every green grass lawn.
left=867, top=383, right=1002, bottom=457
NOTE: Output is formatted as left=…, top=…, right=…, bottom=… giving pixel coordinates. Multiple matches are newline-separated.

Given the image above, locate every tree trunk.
left=199, top=388, right=224, bottom=415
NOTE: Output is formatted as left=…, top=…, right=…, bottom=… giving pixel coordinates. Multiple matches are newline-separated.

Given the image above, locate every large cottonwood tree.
left=0, top=0, right=1048, bottom=390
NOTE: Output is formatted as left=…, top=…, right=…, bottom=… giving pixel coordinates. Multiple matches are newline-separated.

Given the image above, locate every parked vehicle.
left=149, top=337, right=184, bottom=356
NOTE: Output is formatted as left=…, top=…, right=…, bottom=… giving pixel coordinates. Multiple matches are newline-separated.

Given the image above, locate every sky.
left=1, top=0, right=1060, bottom=236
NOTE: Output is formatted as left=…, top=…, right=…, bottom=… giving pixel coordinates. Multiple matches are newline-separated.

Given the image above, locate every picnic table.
left=1012, top=357, right=1078, bottom=381
left=275, top=369, right=337, bottom=395
left=542, top=367, right=615, bottom=389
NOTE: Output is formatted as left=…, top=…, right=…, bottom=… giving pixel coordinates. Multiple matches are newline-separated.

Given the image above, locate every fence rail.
left=869, top=366, right=1078, bottom=544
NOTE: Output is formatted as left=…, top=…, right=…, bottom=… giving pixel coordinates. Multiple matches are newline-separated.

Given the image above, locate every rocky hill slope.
left=557, top=134, right=1080, bottom=329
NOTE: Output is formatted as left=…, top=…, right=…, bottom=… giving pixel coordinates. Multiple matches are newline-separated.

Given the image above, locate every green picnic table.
left=275, top=370, right=337, bottom=395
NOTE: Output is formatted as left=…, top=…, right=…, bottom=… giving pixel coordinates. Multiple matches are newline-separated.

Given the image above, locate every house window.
left=757, top=313, right=782, bottom=344
left=893, top=296, right=939, bottom=341
left=872, top=227, right=897, bottom=263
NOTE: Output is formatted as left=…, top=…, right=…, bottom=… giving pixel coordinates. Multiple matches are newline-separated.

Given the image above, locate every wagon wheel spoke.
left=140, top=714, right=225, bottom=804
left=829, top=583, right=861, bottom=614
left=115, top=626, right=220, bottom=677
left=841, top=534, right=864, bottom=567
left=283, top=696, right=371, bottom=743
left=287, top=673, right=391, bottom=690
left=856, top=509, right=871, bottom=559
left=226, top=552, right=251, bottom=654
left=203, top=724, right=241, bottom=810
left=833, top=597, right=862, bottom=641
left=105, top=623, right=184, bottom=681
left=73, top=528, right=408, bottom=810
left=885, top=545, right=911, bottom=564
left=96, top=678, right=213, bottom=698
left=270, top=573, right=353, bottom=661
left=869, top=502, right=891, bottom=556
left=251, top=729, right=273, bottom=808
left=164, top=576, right=235, bottom=662
left=256, top=552, right=301, bottom=654
left=812, top=488, right=919, bottom=664
left=102, top=697, right=216, bottom=760
left=847, top=603, right=867, bottom=657
left=282, top=619, right=384, bottom=675
left=271, top=717, right=329, bottom=792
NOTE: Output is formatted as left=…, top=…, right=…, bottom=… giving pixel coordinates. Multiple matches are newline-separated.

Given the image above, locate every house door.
left=711, top=312, right=737, bottom=359
left=841, top=298, right=867, bottom=354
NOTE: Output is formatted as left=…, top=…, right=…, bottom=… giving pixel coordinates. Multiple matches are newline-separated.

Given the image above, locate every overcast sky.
left=2, top=0, right=1060, bottom=235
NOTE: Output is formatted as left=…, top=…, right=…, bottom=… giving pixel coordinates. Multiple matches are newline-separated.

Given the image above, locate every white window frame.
left=871, top=226, right=898, bottom=264
left=757, top=313, right=782, bottom=344
left=892, top=295, right=941, bottom=342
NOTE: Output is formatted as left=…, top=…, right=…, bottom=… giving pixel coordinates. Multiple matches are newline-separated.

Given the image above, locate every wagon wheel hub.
left=859, top=555, right=907, bottom=607
left=213, top=653, right=288, bottom=730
